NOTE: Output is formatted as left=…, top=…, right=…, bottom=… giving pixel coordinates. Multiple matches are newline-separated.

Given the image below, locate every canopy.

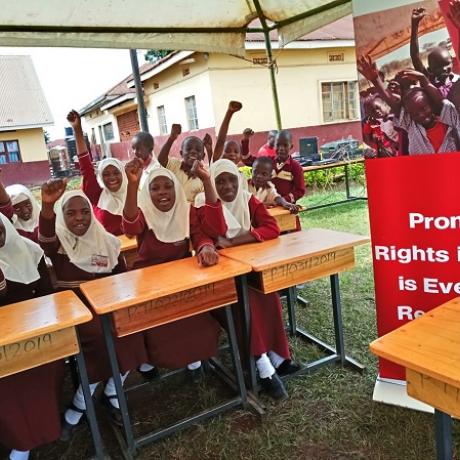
left=0, top=0, right=351, bottom=56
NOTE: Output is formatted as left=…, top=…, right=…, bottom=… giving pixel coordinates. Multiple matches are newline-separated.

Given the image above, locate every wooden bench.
left=220, top=228, right=369, bottom=388
left=80, top=256, right=252, bottom=456
left=0, top=291, right=106, bottom=459
left=370, top=298, right=460, bottom=460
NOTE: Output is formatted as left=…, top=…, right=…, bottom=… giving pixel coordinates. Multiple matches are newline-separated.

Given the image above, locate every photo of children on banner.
left=355, top=0, right=460, bottom=157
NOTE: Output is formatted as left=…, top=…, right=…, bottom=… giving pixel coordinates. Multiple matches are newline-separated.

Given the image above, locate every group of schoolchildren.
left=0, top=100, right=306, bottom=460
left=358, top=3, right=460, bottom=157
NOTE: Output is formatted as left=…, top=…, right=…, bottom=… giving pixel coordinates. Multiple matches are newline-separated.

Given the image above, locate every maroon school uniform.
left=271, top=156, right=306, bottom=204
left=122, top=203, right=222, bottom=369
left=38, top=213, right=147, bottom=382
left=0, top=261, right=65, bottom=452
left=0, top=200, right=38, bottom=243
left=78, top=152, right=123, bottom=235
left=197, top=195, right=291, bottom=360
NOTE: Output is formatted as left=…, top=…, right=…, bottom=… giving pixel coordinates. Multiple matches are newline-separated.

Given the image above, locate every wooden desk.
left=0, top=291, right=105, bottom=459
left=302, top=158, right=367, bottom=210
left=118, top=234, right=138, bottom=269
left=267, top=206, right=303, bottom=233
left=370, top=298, right=460, bottom=460
left=220, top=229, right=369, bottom=382
left=80, top=256, right=253, bottom=455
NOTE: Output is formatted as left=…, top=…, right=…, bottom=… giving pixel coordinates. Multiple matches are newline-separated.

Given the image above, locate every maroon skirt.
left=144, top=313, right=220, bottom=369
left=0, top=361, right=64, bottom=451
left=78, top=307, right=148, bottom=383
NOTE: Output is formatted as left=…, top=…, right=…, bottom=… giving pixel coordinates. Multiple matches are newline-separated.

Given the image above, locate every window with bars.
left=321, top=81, right=359, bottom=123
left=0, top=140, right=21, bottom=164
left=157, top=105, right=168, bottom=135
left=184, top=95, right=199, bottom=130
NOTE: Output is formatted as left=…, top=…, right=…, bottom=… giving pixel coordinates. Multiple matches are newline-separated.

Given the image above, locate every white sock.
left=104, top=371, right=130, bottom=409
left=65, top=381, right=100, bottom=425
left=9, top=450, right=30, bottom=460
left=256, top=353, right=275, bottom=379
left=186, top=361, right=201, bottom=371
left=139, top=363, right=155, bottom=372
left=268, top=350, right=285, bottom=369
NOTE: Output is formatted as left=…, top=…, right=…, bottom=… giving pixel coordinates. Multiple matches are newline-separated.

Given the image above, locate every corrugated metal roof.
left=0, top=55, right=53, bottom=130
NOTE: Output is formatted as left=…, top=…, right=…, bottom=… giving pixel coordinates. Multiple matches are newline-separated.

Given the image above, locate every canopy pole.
left=253, top=0, right=282, bottom=130
left=129, top=49, right=149, bottom=132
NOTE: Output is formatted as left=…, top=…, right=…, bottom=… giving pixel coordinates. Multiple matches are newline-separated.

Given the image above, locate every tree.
left=43, top=129, right=51, bottom=145
left=144, top=49, right=172, bottom=62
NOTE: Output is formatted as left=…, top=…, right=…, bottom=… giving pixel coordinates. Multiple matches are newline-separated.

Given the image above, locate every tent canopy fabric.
left=0, top=0, right=351, bottom=55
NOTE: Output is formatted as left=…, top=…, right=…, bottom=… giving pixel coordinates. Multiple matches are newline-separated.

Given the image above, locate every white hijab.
left=138, top=167, right=190, bottom=243
left=0, top=213, right=44, bottom=284
left=5, top=184, right=40, bottom=232
left=96, top=158, right=127, bottom=216
left=195, top=159, right=251, bottom=238
left=56, top=190, right=121, bottom=273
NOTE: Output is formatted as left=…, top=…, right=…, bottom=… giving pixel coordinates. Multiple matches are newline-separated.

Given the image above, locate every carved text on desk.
left=250, top=247, right=356, bottom=293
left=0, top=327, right=79, bottom=378
left=113, top=277, right=237, bottom=337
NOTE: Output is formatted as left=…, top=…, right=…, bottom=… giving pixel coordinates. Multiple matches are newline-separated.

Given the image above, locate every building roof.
left=0, top=55, right=53, bottom=131
left=82, top=15, right=355, bottom=113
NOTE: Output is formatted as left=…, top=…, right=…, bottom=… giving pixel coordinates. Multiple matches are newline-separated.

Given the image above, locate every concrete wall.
left=143, top=53, right=216, bottom=136
left=1, top=160, right=51, bottom=186
left=0, top=128, right=48, bottom=162
left=207, top=47, right=359, bottom=135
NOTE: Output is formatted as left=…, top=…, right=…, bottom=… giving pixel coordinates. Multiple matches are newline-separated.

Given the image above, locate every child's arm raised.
left=448, top=0, right=460, bottom=57
left=203, top=133, right=213, bottom=164
left=410, top=8, right=429, bottom=76
left=0, top=169, right=15, bottom=222
left=67, top=110, right=101, bottom=203
left=212, top=101, right=242, bottom=162
left=241, top=128, right=256, bottom=166
left=123, top=158, right=143, bottom=221
left=191, top=160, right=217, bottom=204
left=39, top=179, right=67, bottom=255
left=357, top=55, right=401, bottom=114
left=157, top=123, right=181, bottom=167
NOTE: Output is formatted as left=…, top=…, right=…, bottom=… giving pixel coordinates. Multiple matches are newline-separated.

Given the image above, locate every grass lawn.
left=8, top=184, right=459, bottom=460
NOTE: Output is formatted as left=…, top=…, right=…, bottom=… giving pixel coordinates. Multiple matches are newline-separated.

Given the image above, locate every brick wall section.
left=1, top=161, right=51, bottom=187
left=108, top=121, right=362, bottom=162
left=117, top=110, right=140, bottom=142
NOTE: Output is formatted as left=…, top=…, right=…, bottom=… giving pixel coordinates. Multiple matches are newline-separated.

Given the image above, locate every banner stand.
left=373, top=376, right=434, bottom=413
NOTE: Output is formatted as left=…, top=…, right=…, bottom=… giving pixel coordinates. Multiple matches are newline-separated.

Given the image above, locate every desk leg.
left=286, top=286, right=297, bottom=337
left=74, top=330, right=106, bottom=460
left=345, top=164, right=351, bottom=199
left=224, top=305, right=248, bottom=408
left=330, top=274, right=345, bottom=366
left=100, top=314, right=136, bottom=456
left=435, top=410, right=453, bottom=460
left=235, top=275, right=258, bottom=394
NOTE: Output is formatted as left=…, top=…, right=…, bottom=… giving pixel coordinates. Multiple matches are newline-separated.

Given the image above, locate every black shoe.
left=60, top=404, right=85, bottom=442
left=277, top=359, right=301, bottom=377
left=101, top=394, right=123, bottom=427
left=260, top=373, right=288, bottom=400
left=137, top=365, right=160, bottom=381
left=186, top=366, right=203, bottom=384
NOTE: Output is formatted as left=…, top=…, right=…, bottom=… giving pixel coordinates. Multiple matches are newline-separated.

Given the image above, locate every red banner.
left=367, top=154, right=460, bottom=380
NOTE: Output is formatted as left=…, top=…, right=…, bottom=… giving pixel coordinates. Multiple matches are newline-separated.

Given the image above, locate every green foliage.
left=305, top=163, right=365, bottom=189
left=239, top=165, right=252, bottom=179
left=144, top=49, right=173, bottom=62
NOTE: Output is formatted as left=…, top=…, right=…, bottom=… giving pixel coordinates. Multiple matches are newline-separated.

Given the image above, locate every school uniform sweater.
left=0, top=199, right=39, bottom=243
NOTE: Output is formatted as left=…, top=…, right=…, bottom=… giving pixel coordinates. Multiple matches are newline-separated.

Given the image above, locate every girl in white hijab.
left=195, top=159, right=297, bottom=401
left=67, top=109, right=127, bottom=235
left=38, top=179, right=147, bottom=440
left=122, top=157, right=220, bottom=381
left=5, top=184, right=40, bottom=241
